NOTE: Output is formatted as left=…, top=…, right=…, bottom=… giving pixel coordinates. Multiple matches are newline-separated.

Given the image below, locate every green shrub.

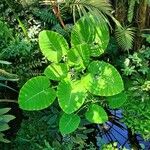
left=121, top=44, right=150, bottom=140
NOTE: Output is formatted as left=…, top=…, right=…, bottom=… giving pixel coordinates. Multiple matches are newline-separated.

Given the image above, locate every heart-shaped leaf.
left=71, top=14, right=109, bottom=57
left=67, top=44, right=90, bottom=70
left=85, top=104, right=108, bottom=124
left=44, top=63, right=68, bottom=81
left=39, top=30, right=69, bottom=62
left=86, top=61, right=124, bottom=96
left=19, top=76, right=56, bottom=110
left=107, top=92, right=127, bottom=109
left=57, top=79, right=87, bottom=114
left=59, top=113, right=80, bottom=134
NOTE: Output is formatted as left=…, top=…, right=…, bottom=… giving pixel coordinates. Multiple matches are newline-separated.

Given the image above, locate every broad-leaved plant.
left=18, top=14, right=124, bottom=135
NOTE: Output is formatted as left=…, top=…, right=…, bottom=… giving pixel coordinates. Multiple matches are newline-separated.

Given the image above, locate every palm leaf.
left=65, top=0, right=112, bottom=22
left=115, top=26, right=135, bottom=51
left=41, top=0, right=112, bottom=23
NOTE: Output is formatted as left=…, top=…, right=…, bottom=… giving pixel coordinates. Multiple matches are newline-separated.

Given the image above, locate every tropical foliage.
left=0, top=0, right=150, bottom=149
left=18, top=14, right=124, bottom=135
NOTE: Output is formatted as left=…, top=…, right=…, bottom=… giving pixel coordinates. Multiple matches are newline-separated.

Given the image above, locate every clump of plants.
left=7, top=106, right=97, bottom=150
left=120, top=39, right=150, bottom=140
left=18, top=14, right=125, bottom=144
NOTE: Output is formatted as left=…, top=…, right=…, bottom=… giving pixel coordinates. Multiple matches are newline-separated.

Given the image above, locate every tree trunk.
left=136, top=0, right=147, bottom=29
left=145, top=6, right=150, bottom=28
left=114, top=0, right=127, bottom=25
left=134, top=0, right=148, bottom=50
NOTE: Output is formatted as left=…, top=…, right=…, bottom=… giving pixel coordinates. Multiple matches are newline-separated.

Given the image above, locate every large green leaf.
left=57, top=79, right=87, bottom=114
left=107, top=92, right=127, bottom=109
left=59, top=113, right=80, bottom=134
left=67, top=44, right=90, bottom=70
left=44, top=63, right=68, bottom=81
left=85, top=104, right=108, bottom=124
left=85, top=61, right=124, bottom=96
left=71, top=14, right=109, bottom=57
left=39, top=30, right=69, bottom=62
left=19, top=76, right=56, bottom=111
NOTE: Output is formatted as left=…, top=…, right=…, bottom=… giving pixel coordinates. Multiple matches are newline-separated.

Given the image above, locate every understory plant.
left=7, top=106, right=96, bottom=150
left=18, top=14, right=125, bottom=135
left=120, top=38, right=150, bottom=140
left=0, top=16, right=46, bottom=87
left=0, top=108, right=15, bottom=143
left=0, top=60, right=18, bottom=94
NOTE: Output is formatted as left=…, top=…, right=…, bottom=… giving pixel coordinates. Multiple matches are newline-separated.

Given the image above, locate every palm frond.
left=115, top=26, right=135, bottom=51
left=41, top=0, right=112, bottom=23
left=65, top=0, right=112, bottom=22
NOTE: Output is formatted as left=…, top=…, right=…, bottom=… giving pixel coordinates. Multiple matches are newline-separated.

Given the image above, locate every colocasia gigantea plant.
left=18, top=14, right=124, bottom=135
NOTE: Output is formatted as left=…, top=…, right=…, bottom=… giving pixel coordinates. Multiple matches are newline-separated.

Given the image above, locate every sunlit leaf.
left=71, top=14, right=109, bottom=57
left=85, top=104, right=108, bottom=124
left=85, top=61, right=124, bottom=96
left=39, top=30, right=69, bottom=62
left=67, top=43, right=90, bottom=70
left=59, top=113, right=80, bottom=134
left=57, top=79, right=87, bottom=114
left=44, top=63, right=68, bottom=81
left=19, top=76, right=56, bottom=110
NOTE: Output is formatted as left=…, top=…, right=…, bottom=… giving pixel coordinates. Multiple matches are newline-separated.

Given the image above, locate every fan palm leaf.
left=41, top=0, right=112, bottom=22
left=115, top=26, right=135, bottom=51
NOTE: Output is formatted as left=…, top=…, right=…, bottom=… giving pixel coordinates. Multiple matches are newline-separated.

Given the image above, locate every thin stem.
left=50, top=1, right=66, bottom=29
left=0, top=99, right=18, bottom=103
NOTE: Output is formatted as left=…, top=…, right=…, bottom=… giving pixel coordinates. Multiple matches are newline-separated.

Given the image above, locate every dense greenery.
left=0, top=0, right=150, bottom=149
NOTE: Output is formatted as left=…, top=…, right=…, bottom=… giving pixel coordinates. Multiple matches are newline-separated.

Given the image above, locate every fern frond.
left=33, top=8, right=58, bottom=25
left=115, top=26, right=135, bottom=51
left=0, top=20, right=13, bottom=41
left=52, top=23, right=72, bottom=40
